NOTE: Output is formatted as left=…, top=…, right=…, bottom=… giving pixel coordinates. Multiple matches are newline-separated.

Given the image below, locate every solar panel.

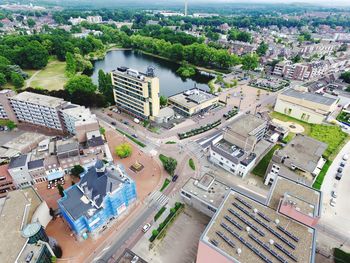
left=216, top=231, right=235, bottom=248
left=228, top=208, right=265, bottom=237
left=210, top=239, right=219, bottom=247
left=235, top=196, right=252, bottom=209
left=274, top=243, right=298, bottom=262
left=257, top=211, right=272, bottom=222
left=277, top=225, right=300, bottom=242
left=224, top=215, right=243, bottom=230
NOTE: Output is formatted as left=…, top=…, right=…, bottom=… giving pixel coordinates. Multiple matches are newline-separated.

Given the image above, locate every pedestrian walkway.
left=148, top=191, right=169, bottom=208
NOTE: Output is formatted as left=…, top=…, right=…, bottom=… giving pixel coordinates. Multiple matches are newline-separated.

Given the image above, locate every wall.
left=196, top=240, right=234, bottom=263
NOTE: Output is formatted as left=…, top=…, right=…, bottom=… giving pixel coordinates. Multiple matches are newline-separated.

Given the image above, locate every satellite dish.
left=253, top=208, right=258, bottom=213
left=269, top=239, right=274, bottom=245
left=246, top=226, right=251, bottom=232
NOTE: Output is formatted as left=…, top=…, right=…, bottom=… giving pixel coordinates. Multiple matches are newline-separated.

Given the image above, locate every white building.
left=7, top=154, right=32, bottom=187
left=86, top=16, right=102, bottom=24
left=68, top=16, right=86, bottom=25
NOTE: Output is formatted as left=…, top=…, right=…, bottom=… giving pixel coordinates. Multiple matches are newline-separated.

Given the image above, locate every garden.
left=336, top=111, right=350, bottom=126
left=252, top=144, right=282, bottom=177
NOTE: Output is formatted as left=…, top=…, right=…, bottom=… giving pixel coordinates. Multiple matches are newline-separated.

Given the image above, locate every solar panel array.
left=231, top=202, right=296, bottom=250
left=248, top=233, right=289, bottom=263
left=235, top=196, right=253, bottom=209
left=216, top=230, right=235, bottom=248
left=274, top=242, right=298, bottom=262
left=224, top=215, right=243, bottom=230
left=210, top=239, right=219, bottom=247
left=258, top=211, right=272, bottom=222
left=228, top=208, right=265, bottom=237
left=276, top=225, right=300, bottom=242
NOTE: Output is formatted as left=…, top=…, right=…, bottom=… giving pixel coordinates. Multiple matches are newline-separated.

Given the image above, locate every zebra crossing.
left=148, top=191, right=169, bottom=208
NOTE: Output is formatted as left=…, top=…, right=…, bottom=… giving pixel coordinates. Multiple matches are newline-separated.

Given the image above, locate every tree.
left=115, top=143, right=132, bottom=158
left=241, top=54, right=259, bottom=71
left=152, top=229, right=159, bottom=236
left=98, top=69, right=114, bottom=104
left=70, top=165, right=84, bottom=178
left=11, top=72, right=24, bottom=88
left=163, top=157, right=177, bottom=176
left=27, top=18, right=36, bottom=28
left=64, top=75, right=97, bottom=94
left=340, top=71, right=350, bottom=84
left=256, top=41, right=268, bottom=56
left=0, top=73, right=6, bottom=87
left=18, top=41, right=49, bottom=69
left=291, top=54, right=301, bottom=63
left=159, top=96, right=168, bottom=107
left=57, top=184, right=64, bottom=197
left=99, top=127, right=106, bottom=135
left=65, top=52, right=76, bottom=77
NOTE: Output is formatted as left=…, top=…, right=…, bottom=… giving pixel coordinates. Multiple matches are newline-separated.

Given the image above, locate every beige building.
left=274, top=89, right=338, bottom=124
left=111, top=67, right=160, bottom=120
left=168, top=89, right=219, bottom=117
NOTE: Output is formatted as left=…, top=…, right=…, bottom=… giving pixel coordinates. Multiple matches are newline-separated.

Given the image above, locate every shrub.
left=154, top=206, right=166, bottom=221
left=189, top=158, right=195, bottom=170
left=70, top=165, right=84, bottom=178
left=115, top=143, right=132, bottom=158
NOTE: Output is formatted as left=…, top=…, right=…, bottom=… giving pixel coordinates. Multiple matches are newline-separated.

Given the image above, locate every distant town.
left=0, top=1, right=350, bottom=263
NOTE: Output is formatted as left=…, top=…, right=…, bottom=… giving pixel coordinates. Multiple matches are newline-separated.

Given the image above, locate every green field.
left=312, top=160, right=332, bottom=190
left=26, top=60, right=68, bottom=91
left=252, top=144, right=282, bottom=177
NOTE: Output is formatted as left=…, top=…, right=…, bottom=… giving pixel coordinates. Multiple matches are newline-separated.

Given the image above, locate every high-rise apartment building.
left=111, top=67, right=160, bottom=120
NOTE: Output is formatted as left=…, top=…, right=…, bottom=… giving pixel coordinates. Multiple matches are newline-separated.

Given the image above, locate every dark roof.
left=56, top=141, right=79, bottom=154
left=8, top=155, right=28, bottom=169
left=282, top=89, right=337, bottom=106
left=87, top=136, right=104, bottom=148
left=27, top=159, right=44, bottom=170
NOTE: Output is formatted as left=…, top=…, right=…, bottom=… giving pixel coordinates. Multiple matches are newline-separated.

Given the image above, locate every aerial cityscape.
left=1, top=0, right=350, bottom=263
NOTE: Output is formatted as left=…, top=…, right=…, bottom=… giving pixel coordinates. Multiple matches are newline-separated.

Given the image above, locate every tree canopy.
left=115, top=143, right=132, bottom=158
left=64, top=75, right=97, bottom=94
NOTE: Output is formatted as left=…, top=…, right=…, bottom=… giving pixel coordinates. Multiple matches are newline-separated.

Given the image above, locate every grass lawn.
left=281, top=132, right=295, bottom=143
left=312, top=160, right=332, bottom=190
left=26, top=60, right=68, bottom=91
left=252, top=144, right=282, bottom=177
left=160, top=178, right=170, bottom=192
left=333, top=248, right=350, bottom=263
left=271, top=111, right=348, bottom=160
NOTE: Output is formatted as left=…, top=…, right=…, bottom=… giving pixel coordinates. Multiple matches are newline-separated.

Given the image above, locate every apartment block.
left=0, top=89, right=17, bottom=121
left=9, top=91, right=66, bottom=131
left=111, top=67, right=160, bottom=120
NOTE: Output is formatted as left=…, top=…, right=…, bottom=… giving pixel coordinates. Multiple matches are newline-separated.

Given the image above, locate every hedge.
left=178, top=119, right=221, bottom=139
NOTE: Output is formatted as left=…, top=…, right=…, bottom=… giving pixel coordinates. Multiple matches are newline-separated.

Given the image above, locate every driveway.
left=318, top=140, right=350, bottom=250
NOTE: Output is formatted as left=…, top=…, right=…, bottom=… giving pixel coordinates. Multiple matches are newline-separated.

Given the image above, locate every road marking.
left=102, top=246, right=111, bottom=251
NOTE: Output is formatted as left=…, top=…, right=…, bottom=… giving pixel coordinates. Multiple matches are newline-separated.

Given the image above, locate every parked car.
left=330, top=198, right=336, bottom=207
left=340, top=161, right=346, bottom=168
left=133, top=118, right=140, bottom=124
left=123, top=120, right=129, bottom=125
left=337, top=167, right=343, bottom=173
left=111, top=121, right=116, bottom=126
left=331, top=191, right=337, bottom=198
left=343, top=154, right=349, bottom=161
left=172, top=174, right=179, bottom=182
left=142, top=223, right=151, bottom=233
left=107, top=113, right=112, bottom=117
left=132, top=134, right=138, bottom=138
left=335, top=173, right=343, bottom=180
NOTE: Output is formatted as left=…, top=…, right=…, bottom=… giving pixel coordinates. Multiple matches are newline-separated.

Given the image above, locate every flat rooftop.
left=268, top=176, right=321, bottom=217
left=275, top=134, right=327, bottom=173
left=169, top=89, right=218, bottom=109
left=0, top=188, right=42, bottom=263
left=18, top=242, right=48, bottom=263
left=182, top=175, right=230, bottom=209
left=202, top=191, right=315, bottom=263
left=12, top=91, right=65, bottom=108
left=226, top=114, right=266, bottom=138
left=281, top=89, right=337, bottom=106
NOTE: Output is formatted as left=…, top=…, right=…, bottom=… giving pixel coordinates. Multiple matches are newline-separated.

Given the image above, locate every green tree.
left=27, top=18, right=36, bottom=28
left=98, top=69, right=114, bottom=104
left=152, top=229, right=159, bottom=236
left=64, top=75, right=97, bottom=94
left=291, top=54, right=302, bottom=63
left=0, top=73, right=6, bottom=87
left=115, top=143, right=132, bottom=158
left=163, top=157, right=177, bottom=176
left=70, top=165, right=84, bottom=178
left=65, top=52, right=76, bottom=77
left=241, top=53, right=259, bottom=71
left=57, top=184, right=64, bottom=197
left=159, top=96, right=168, bottom=107
left=340, top=71, right=350, bottom=84
left=99, top=127, right=106, bottom=135
left=256, top=41, right=268, bottom=56
left=19, top=41, right=49, bottom=69
left=11, top=72, right=24, bottom=88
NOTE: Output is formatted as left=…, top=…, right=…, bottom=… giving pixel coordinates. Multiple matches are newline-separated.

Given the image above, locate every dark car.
left=335, top=173, right=343, bottom=180
left=340, top=161, right=346, bottom=168
left=172, top=175, right=179, bottom=182
left=111, top=121, right=116, bottom=126
left=132, top=134, right=138, bottom=138
left=123, top=121, right=129, bottom=125
left=337, top=167, right=343, bottom=173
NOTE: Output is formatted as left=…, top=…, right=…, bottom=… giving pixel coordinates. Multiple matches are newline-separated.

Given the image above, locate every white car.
left=343, top=154, right=349, bottom=161
left=142, top=223, right=151, bottom=233
left=330, top=198, right=336, bottom=207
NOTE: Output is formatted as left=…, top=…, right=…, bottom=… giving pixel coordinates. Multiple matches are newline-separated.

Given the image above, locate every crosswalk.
left=148, top=191, right=169, bottom=208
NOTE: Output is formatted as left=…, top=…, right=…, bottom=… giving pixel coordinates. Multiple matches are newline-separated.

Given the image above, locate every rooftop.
left=267, top=175, right=322, bottom=218
left=226, top=114, right=267, bottom=139
left=281, top=89, right=337, bottom=106
left=181, top=175, right=230, bottom=209
left=27, top=158, right=44, bottom=170
left=8, top=154, right=28, bottom=169
left=11, top=91, right=65, bottom=108
left=202, top=191, right=316, bottom=263
left=168, top=88, right=218, bottom=108
left=0, top=188, right=42, bottom=263
left=56, top=139, right=79, bottom=154
left=116, top=249, right=148, bottom=263
left=87, top=136, right=104, bottom=148
left=274, top=134, right=327, bottom=173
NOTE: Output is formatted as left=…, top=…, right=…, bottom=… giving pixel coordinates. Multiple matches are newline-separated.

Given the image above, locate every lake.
left=91, top=50, right=213, bottom=97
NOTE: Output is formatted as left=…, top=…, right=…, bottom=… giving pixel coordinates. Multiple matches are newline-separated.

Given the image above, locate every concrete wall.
left=196, top=240, right=234, bottom=263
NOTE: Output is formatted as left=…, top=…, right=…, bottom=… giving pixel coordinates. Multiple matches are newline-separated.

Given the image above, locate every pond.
left=91, top=50, right=213, bottom=97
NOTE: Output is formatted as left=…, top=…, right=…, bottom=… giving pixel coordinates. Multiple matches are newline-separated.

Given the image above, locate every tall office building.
left=111, top=67, right=160, bottom=120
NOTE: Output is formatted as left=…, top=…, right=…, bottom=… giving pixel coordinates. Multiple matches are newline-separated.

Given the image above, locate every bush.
left=159, top=154, right=177, bottom=176
left=178, top=119, right=221, bottom=139
left=160, top=178, right=170, bottom=192
left=70, top=165, right=84, bottom=178
left=334, top=248, right=350, bottom=263
left=52, top=245, right=63, bottom=258
left=154, top=206, right=166, bottom=221
left=115, top=143, right=132, bottom=158
left=189, top=158, right=195, bottom=170
left=57, top=184, right=64, bottom=197
left=11, top=72, right=24, bottom=89
left=116, top=128, right=146, bottom=147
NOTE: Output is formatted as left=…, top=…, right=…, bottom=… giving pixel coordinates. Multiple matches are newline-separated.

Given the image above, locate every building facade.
left=274, top=89, right=338, bottom=124
left=111, top=67, right=160, bottom=120
left=58, top=161, right=137, bottom=240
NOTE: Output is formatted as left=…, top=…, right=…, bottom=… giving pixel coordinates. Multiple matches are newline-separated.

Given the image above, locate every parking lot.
left=132, top=206, right=210, bottom=263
